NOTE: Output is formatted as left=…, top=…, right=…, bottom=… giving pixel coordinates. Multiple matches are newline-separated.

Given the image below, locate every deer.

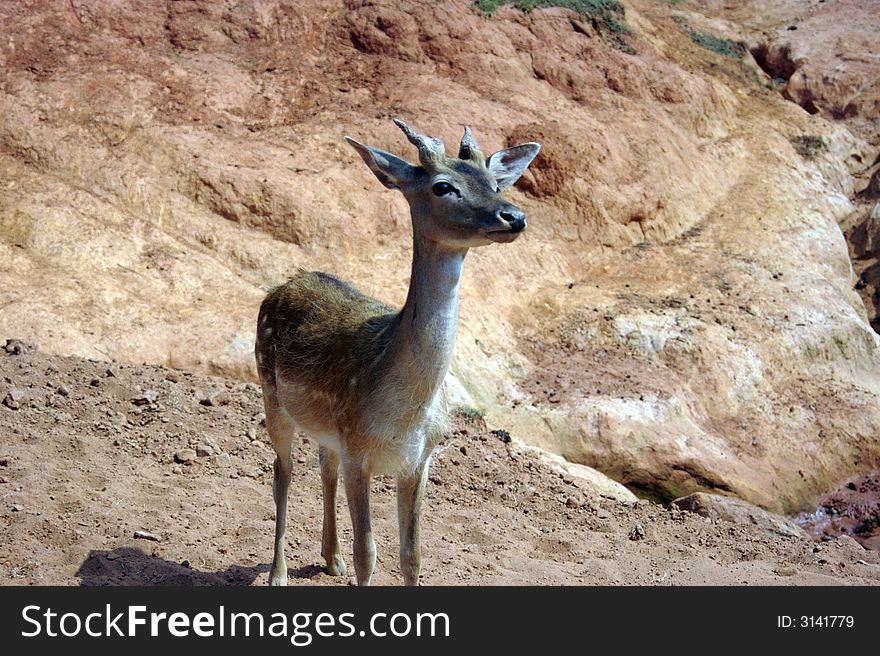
left=254, top=119, right=540, bottom=586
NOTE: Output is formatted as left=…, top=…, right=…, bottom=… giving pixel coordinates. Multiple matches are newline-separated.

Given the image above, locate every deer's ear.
left=487, top=143, right=541, bottom=191
left=345, top=137, right=418, bottom=190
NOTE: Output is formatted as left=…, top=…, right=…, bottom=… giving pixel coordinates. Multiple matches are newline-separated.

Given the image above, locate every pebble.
left=0, top=476, right=9, bottom=484
left=200, top=390, right=232, bottom=407
left=90, top=378, right=101, bottom=387
left=165, top=372, right=180, bottom=383
left=4, top=339, right=25, bottom=355
left=56, top=384, right=70, bottom=397
left=246, top=426, right=257, bottom=441
left=132, top=389, right=158, bottom=406
left=174, top=449, right=197, bottom=465
left=212, top=453, right=231, bottom=467
left=3, top=388, right=27, bottom=410
left=629, top=522, right=646, bottom=541
left=196, top=442, right=216, bottom=457
left=11, top=503, right=23, bottom=512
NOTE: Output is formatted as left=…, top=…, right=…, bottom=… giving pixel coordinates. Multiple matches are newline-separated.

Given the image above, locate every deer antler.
left=458, top=126, right=483, bottom=161
left=393, top=118, right=445, bottom=167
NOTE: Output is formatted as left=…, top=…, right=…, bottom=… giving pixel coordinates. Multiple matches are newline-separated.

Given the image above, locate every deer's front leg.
left=343, top=458, right=376, bottom=586
left=397, top=455, right=431, bottom=586
left=319, top=446, right=346, bottom=576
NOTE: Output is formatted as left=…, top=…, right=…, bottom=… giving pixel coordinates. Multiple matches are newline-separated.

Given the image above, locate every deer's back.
left=256, top=270, right=399, bottom=437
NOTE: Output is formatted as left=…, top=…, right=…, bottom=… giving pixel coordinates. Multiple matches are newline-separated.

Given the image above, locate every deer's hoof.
left=269, top=568, right=288, bottom=586
left=325, top=554, right=347, bottom=577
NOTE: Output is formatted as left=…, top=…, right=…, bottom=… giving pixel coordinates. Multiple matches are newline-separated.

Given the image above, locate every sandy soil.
left=1, top=341, right=878, bottom=586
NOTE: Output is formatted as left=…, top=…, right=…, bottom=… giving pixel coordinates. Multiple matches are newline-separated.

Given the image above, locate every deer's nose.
left=497, top=206, right=527, bottom=233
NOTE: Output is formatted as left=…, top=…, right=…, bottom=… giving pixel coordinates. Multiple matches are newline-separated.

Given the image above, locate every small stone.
left=196, top=443, right=216, bottom=457
left=3, top=388, right=26, bottom=410
left=11, top=503, right=24, bottom=512
left=56, top=385, right=70, bottom=397
left=246, top=426, right=257, bottom=441
left=174, top=449, right=197, bottom=465
left=90, top=378, right=101, bottom=387
left=165, top=372, right=180, bottom=383
left=256, top=412, right=266, bottom=427
left=132, top=389, right=158, bottom=406
left=245, top=382, right=258, bottom=392
left=212, top=453, right=231, bottom=468
left=856, top=559, right=868, bottom=565
left=629, top=522, right=646, bottom=541
left=491, top=429, right=512, bottom=443
left=459, top=445, right=467, bottom=456
left=0, top=476, right=9, bottom=484
left=105, top=367, right=117, bottom=378
left=133, top=530, right=161, bottom=542
left=181, top=560, right=191, bottom=569
left=565, top=496, right=581, bottom=509
left=201, top=390, right=232, bottom=407
left=773, top=566, right=798, bottom=577
left=4, top=339, right=25, bottom=355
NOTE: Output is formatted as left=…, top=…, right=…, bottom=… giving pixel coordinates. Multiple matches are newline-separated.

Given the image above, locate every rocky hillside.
left=2, top=0, right=880, bottom=513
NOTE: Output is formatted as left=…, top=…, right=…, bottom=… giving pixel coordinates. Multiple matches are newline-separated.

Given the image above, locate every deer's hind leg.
left=319, top=446, right=346, bottom=576
left=266, top=406, right=296, bottom=586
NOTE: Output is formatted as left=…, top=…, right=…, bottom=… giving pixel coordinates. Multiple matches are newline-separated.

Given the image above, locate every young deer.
left=255, top=119, right=540, bottom=586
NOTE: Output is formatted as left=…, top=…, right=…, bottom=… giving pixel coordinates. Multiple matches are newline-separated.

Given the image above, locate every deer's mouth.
left=485, top=227, right=524, bottom=243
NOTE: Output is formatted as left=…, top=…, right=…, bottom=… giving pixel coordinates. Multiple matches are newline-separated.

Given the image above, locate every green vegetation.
left=474, top=0, right=634, bottom=52
left=791, top=135, right=826, bottom=159
left=454, top=405, right=486, bottom=420
left=672, top=15, right=747, bottom=59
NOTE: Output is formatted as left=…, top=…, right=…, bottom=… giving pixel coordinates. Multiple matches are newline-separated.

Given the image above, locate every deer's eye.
left=432, top=181, right=456, bottom=196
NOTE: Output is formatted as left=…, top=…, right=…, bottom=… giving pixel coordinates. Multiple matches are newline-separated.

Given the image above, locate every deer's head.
left=346, top=119, right=540, bottom=249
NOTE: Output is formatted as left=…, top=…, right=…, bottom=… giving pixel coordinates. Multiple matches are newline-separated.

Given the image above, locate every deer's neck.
left=384, top=234, right=466, bottom=406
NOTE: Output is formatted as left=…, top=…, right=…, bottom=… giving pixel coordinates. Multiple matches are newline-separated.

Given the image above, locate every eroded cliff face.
left=1, top=0, right=878, bottom=511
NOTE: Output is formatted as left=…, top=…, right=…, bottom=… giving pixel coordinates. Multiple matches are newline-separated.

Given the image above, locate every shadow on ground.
left=75, top=547, right=272, bottom=586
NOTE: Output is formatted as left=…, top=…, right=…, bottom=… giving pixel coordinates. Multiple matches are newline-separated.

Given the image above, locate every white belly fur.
left=274, top=377, right=438, bottom=477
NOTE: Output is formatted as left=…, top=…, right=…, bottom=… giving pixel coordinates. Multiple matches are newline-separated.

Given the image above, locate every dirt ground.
left=1, top=341, right=878, bottom=586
